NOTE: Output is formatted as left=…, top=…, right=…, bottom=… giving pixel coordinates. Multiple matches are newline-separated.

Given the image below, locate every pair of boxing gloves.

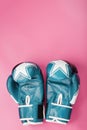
left=7, top=60, right=80, bottom=125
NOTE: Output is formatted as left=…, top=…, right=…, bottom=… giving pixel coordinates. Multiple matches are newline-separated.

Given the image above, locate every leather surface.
left=46, top=60, right=80, bottom=124
left=7, top=62, right=44, bottom=124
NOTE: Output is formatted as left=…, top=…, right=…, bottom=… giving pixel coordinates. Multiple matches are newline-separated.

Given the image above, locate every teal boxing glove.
left=46, top=60, right=80, bottom=124
left=7, top=62, right=44, bottom=125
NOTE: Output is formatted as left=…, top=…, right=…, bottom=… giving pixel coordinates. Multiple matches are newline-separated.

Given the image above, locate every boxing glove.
left=7, top=62, right=44, bottom=125
left=46, top=60, right=80, bottom=124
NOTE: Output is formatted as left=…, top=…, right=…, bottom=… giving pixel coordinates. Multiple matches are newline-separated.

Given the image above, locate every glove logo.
left=13, top=63, right=37, bottom=81
left=14, top=63, right=31, bottom=80
left=49, top=60, right=69, bottom=78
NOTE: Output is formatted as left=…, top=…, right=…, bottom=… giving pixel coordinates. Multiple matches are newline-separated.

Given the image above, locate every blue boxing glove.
left=7, top=62, right=44, bottom=125
left=46, top=60, right=80, bottom=124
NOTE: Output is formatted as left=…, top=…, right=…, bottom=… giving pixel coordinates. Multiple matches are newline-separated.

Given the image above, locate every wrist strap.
left=18, top=103, right=43, bottom=124
left=46, top=102, right=72, bottom=123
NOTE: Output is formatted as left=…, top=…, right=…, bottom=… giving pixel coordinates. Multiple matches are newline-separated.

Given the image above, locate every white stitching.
left=18, top=104, right=32, bottom=108
left=51, top=103, right=72, bottom=109
left=49, top=116, right=70, bottom=122
left=20, top=118, right=33, bottom=121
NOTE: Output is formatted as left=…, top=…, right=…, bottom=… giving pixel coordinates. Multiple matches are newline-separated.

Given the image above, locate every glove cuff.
left=18, top=103, right=43, bottom=125
left=46, top=102, right=72, bottom=124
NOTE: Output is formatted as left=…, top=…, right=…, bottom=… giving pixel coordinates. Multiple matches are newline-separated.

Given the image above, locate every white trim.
left=26, top=95, right=30, bottom=105
left=18, top=104, right=33, bottom=108
left=57, top=94, right=62, bottom=104
left=10, top=95, right=18, bottom=103
left=51, top=103, right=72, bottom=109
left=46, top=119, right=67, bottom=125
left=20, top=118, right=33, bottom=121
left=70, top=90, right=79, bottom=105
left=49, top=116, right=70, bottom=122
left=28, top=122, right=43, bottom=125
left=23, top=122, right=43, bottom=125
left=23, top=122, right=30, bottom=126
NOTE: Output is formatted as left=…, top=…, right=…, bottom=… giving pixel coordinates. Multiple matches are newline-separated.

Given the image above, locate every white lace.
left=18, top=95, right=32, bottom=108
left=57, top=93, right=62, bottom=104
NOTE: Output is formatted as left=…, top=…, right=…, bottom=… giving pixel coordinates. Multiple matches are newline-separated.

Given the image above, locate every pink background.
left=0, top=0, right=87, bottom=130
